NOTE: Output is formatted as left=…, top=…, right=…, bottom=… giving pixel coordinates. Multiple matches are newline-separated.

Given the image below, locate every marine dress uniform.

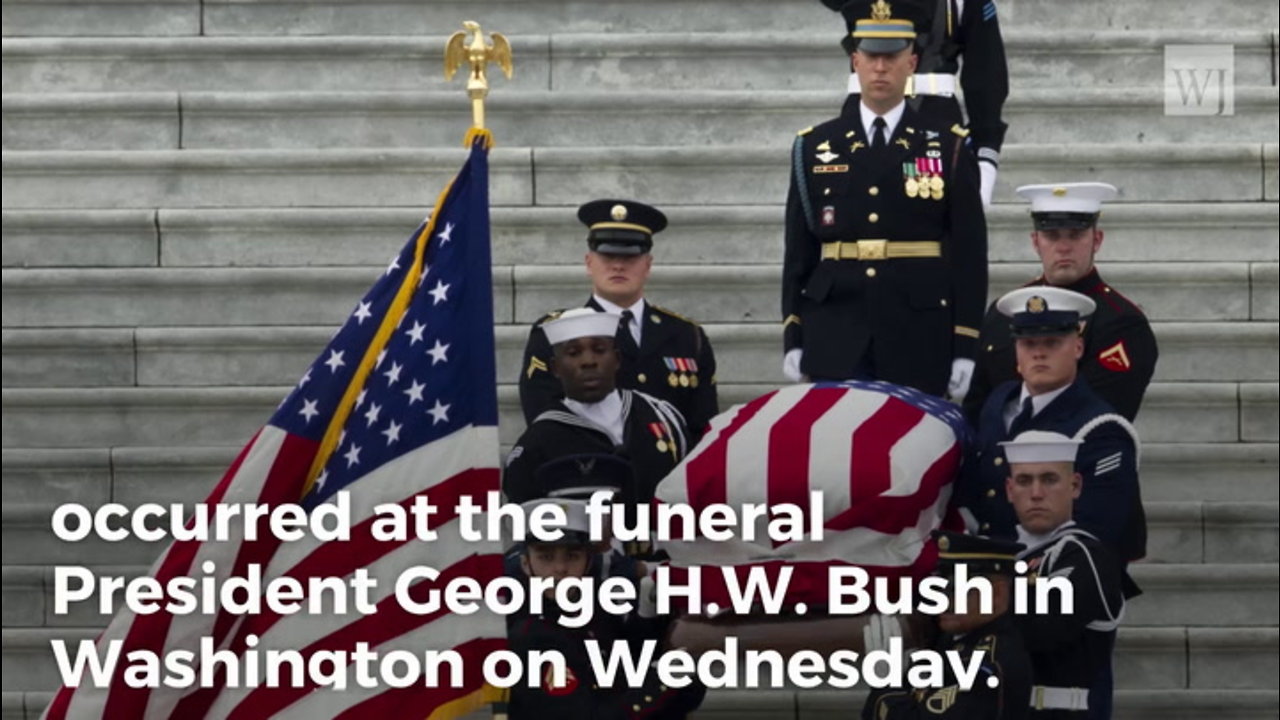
left=966, top=184, right=1158, bottom=422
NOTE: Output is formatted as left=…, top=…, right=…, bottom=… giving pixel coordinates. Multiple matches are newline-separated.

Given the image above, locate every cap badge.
left=1026, top=295, right=1048, bottom=313
left=938, top=535, right=950, bottom=551
left=610, top=204, right=628, bottom=221
left=871, top=0, right=892, bottom=21
left=1052, top=187, right=1068, bottom=197
left=575, top=457, right=597, bottom=475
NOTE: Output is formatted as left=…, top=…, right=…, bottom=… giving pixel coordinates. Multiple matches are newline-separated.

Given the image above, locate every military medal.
left=927, top=158, right=945, bottom=200
left=690, top=375, right=699, bottom=388
left=649, top=422, right=671, bottom=454
left=679, top=374, right=689, bottom=387
left=664, top=358, right=680, bottom=387
left=903, top=162, right=919, bottom=197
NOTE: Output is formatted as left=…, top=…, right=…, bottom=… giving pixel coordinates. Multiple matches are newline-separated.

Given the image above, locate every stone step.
left=5, top=203, right=1278, bottom=270
left=1, top=147, right=535, bottom=209
left=3, top=30, right=1275, bottom=93
left=3, top=321, right=1276, bottom=391
left=6, top=88, right=1277, bottom=151
left=1, top=381, right=1274, bottom=450
left=5, top=144, right=1274, bottom=210
left=3, top=0, right=1275, bottom=37
left=5, top=263, right=1273, bottom=330
left=1, top=619, right=1274, bottom=693
left=5, top=441, right=1273, bottom=509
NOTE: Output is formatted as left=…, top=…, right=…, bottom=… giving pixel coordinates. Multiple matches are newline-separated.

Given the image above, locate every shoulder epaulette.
left=651, top=304, right=700, bottom=326
left=533, top=309, right=567, bottom=326
left=950, top=124, right=970, bottom=138
left=797, top=126, right=814, bottom=137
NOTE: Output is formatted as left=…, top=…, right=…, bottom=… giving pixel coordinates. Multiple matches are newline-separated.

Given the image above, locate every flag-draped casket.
left=655, top=381, right=972, bottom=611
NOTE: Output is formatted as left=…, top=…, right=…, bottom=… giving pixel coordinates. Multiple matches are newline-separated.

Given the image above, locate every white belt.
left=847, top=72, right=957, bottom=97
left=1030, top=686, right=1090, bottom=711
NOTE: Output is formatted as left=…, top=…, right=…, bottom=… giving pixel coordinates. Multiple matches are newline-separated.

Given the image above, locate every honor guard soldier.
left=862, top=530, right=1031, bottom=720
left=519, top=199, right=719, bottom=443
left=505, top=308, right=689, bottom=508
left=824, top=0, right=1010, bottom=206
left=507, top=492, right=703, bottom=719
left=782, top=0, right=988, bottom=398
left=960, top=287, right=1147, bottom=565
left=965, top=183, right=1158, bottom=422
left=1002, top=431, right=1126, bottom=720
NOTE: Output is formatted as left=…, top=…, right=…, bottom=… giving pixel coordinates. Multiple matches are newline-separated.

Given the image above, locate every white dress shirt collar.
left=592, top=295, right=645, bottom=346
left=859, top=99, right=907, bottom=142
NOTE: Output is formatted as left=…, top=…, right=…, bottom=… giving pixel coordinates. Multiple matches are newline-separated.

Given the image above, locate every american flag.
left=655, top=381, right=971, bottom=609
left=45, top=140, right=505, bottom=720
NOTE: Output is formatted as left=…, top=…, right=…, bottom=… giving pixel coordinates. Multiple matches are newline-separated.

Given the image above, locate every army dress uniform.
left=520, top=298, right=718, bottom=442
left=504, top=388, right=689, bottom=506
left=1016, top=522, right=1125, bottom=719
left=833, top=0, right=1010, bottom=199
left=782, top=105, right=988, bottom=394
left=966, top=269, right=1157, bottom=424
left=863, top=532, right=1031, bottom=720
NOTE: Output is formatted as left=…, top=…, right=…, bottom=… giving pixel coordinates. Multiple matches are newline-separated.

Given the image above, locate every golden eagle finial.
left=444, top=21, right=513, bottom=132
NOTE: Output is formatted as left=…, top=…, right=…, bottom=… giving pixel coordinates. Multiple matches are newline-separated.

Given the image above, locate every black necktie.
left=871, top=116, right=887, bottom=149
left=618, top=310, right=639, bottom=356
left=1011, top=397, right=1035, bottom=432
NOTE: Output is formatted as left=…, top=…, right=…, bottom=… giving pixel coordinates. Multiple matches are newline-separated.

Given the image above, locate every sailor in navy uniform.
left=965, top=183, right=1158, bottom=422
left=959, top=287, right=1147, bottom=565
left=505, top=308, right=689, bottom=509
left=1001, top=431, right=1126, bottom=720
left=518, top=199, right=718, bottom=442
left=506, top=494, right=702, bottom=719
left=824, top=0, right=1009, bottom=206
left=782, top=0, right=988, bottom=399
left=862, top=531, right=1031, bottom=719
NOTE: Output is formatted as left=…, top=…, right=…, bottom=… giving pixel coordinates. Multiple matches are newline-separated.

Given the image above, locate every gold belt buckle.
left=857, top=239, right=888, bottom=260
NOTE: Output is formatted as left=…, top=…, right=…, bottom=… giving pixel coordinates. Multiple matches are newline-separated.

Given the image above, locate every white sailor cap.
left=999, top=430, right=1082, bottom=465
left=1015, top=182, right=1118, bottom=230
left=518, top=498, right=594, bottom=545
left=996, top=286, right=1096, bottom=337
left=542, top=307, right=622, bottom=346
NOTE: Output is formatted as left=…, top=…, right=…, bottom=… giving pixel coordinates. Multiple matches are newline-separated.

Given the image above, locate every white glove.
left=783, top=348, right=805, bottom=383
left=947, top=358, right=975, bottom=404
left=637, top=575, right=659, bottom=618
left=978, top=160, right=997, bottom=208
left=862, top=613, right=903, bottom=653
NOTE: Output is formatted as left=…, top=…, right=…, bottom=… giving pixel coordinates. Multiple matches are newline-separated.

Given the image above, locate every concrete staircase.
left=2, top=1, right=1277, bottom=718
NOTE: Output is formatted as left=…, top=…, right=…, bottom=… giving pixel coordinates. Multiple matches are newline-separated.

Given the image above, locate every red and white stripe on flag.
left=655, top=382, right=969, bottom=609
left=44, top=140, right=505, bottom=720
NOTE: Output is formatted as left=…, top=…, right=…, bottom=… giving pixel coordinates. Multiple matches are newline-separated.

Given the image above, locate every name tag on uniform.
left=812, top=164, right=849, bottom=174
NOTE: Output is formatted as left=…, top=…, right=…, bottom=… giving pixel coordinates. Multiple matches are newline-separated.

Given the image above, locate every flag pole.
left=444, top=20, right=513, bottom=149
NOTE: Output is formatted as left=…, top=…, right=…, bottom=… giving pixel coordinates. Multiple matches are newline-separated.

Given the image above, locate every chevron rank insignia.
left=1098, top=341, right=1132, bottom=372
left=526, top=355, right=549, bottom=378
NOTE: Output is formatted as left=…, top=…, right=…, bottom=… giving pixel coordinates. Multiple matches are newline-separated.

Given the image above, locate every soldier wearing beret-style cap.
left=519, top=199, right=719, bottom=444
left=965, top=182, right=1158, bottom=423
left=862, top=530, right=1032, bottom=720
